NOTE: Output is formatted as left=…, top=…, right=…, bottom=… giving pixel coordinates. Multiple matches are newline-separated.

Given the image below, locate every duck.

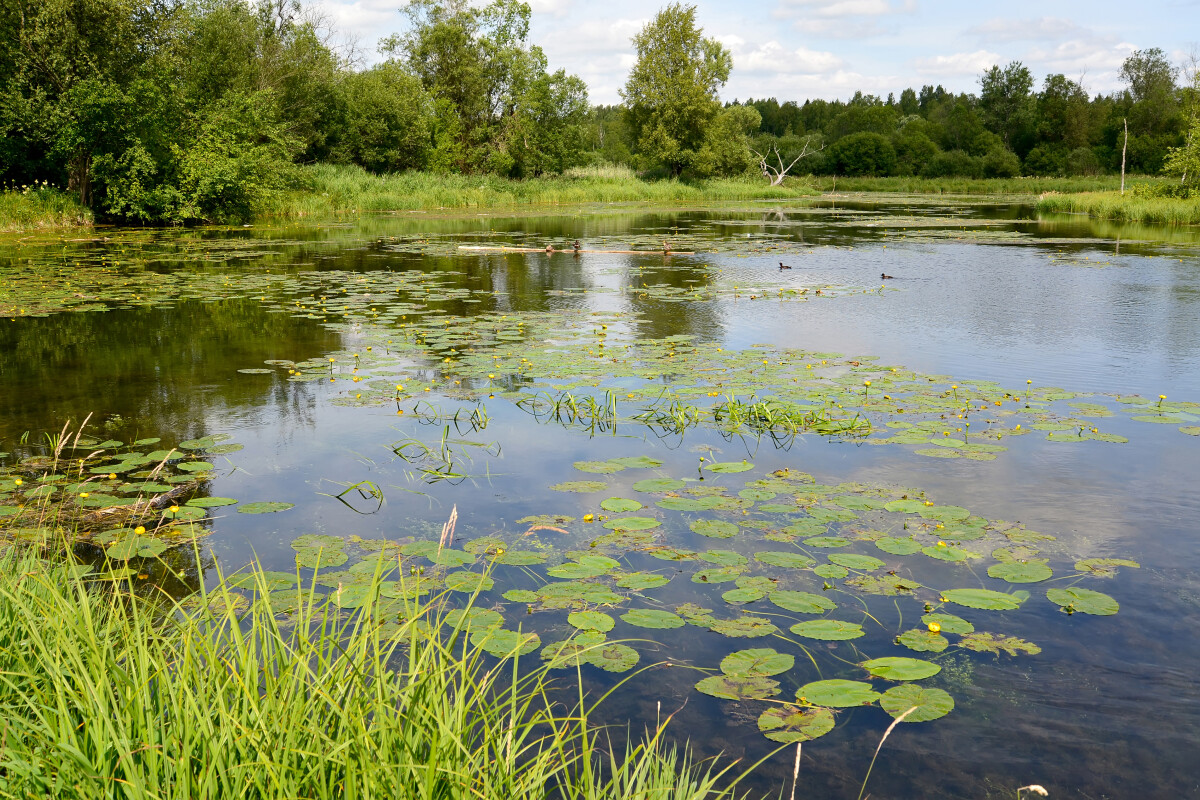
left=880, top=272, right=895, bottom=280
left=572, top=239, right=581, bottom=253
left=662, top=240, right=672, bottom=255
left=779, top=262, right=792, bottom=270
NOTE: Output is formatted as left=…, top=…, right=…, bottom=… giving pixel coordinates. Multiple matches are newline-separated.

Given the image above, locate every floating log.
left=457, top=245, right=695, bottom=255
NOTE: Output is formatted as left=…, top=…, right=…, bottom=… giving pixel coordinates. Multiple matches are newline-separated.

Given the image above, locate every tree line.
left=2, top=0, right=1197, bottom=223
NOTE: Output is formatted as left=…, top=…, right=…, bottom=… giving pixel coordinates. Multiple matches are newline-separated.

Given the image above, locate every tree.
left=828, top=132, right=896, bottom=176
left=980, top=62, right=1034, bottom=150
left=335, top=62, right=432, bottom=172
left=621, top=4, right=732, bottom=176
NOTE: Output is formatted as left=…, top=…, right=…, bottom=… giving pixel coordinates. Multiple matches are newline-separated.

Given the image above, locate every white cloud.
left=731, top=40, right=846, bottom=74
left=966, top=17, right=1088, bottom=42
left=913, top=49, right=1001, bottom=77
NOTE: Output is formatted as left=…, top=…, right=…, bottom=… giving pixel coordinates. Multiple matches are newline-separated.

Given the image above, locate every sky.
left=312, top=0, right=1200, bottom=105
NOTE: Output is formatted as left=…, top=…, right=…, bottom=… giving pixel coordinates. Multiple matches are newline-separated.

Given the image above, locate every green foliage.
left=829, top=132, right=897, bottom=176
left=334, top=63, right=432, bottom=173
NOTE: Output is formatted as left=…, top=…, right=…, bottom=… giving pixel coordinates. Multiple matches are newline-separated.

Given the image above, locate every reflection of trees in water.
left=0, top=299, right=338, bottom=443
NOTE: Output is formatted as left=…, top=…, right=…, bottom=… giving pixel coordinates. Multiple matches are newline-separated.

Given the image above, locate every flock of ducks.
left=779, top=261, right=896, bottom=280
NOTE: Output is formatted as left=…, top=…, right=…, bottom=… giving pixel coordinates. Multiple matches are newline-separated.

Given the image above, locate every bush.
left=921, top=149, right=982, bottom=178
left=828, top=132, right=897, bottom=176
left=1066, top=146, right=1102, bottom=176
left=981, top=147, right=1021, bottom=178
left=1023, top=146, right=1064, bottom=176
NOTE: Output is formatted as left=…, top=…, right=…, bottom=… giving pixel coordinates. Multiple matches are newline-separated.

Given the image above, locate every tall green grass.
left=807, top=175, right=1144, bottom=196
left=0, top=186, right=92, bottom=231
left=264, top=163, right=817, bottom=218
left=0, top=549, right=750, bottom=799
left=1035, top=190, right=1200, bottom=225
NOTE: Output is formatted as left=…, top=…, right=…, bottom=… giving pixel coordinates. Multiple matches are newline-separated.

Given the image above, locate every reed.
left=807, top=175, right=1146, bottom=195
left=0, top=548, right=749, bottom=800
left=0, top=185, right=92, bottom=232
left=1035, top=190, right=1200, bottom=225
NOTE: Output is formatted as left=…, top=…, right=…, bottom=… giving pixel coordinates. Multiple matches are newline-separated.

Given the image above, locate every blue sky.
left=313, top=0, right=1200, bottom=104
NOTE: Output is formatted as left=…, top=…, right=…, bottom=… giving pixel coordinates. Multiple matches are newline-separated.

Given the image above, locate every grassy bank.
left=266, top=163, right=818, bottom=218
left=0, top=185, right=92, bottom=232
left=806, top=174, right=1145, bottom=195
left=1036, top=190, right=1200, bottom=225
left=0, top=548, right=749, bottom=799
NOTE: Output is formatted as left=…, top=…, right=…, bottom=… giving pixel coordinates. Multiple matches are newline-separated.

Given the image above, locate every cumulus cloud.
left=913, top=49, right=1002, bottom=78
left=966, top=17, right=1088, bottom=42
left=728, top=40, right=846, bottom=74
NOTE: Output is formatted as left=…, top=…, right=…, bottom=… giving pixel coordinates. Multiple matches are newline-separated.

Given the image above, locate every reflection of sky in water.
left=1, top=202, right=1199, bottom=797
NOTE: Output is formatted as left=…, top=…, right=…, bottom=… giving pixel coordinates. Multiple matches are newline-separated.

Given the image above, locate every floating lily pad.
left=797, top=679, right=880, bottom=707
left=705, top=461, right=754, bottom=473
left=695, top=674, right=780, bottom=700
left=879, top=685, right=954, bottom=722
left=237, top=368, right=274, bottom=374
left=828, top=553, right=885, bottom=571
left=692, top=567, right=745, bottom=584
left=958, top=632, right=1042, bottom=655
left=586, top=643, right=639, bottom=672
left=941, top=588, right=1025, bottom=610
left=1046, top=587, right=1119, bottom=615
left=987, top=562, right=1053, bottom=583
left=846, top=574, right=921, bottom=596
left=721, top=648, right=795, bottom=677
left=861, top=657, right=941, bottom=681
left=621, top=609, right=685, bottom=629
left=444, top=571, right=494, bottom=593
left=814, top=564, right=849, bottom=579
left=875, top=537, right=922, bottom=555
left=603, top=516, right=660, bottom=531
left=897, top=629, right=949, bottom=653
left=550, top=481, right=609, bottom=493
left=574, top=460, right=625, bottom=474
left=609, top=456, right=664, bottom=468
left=922, top=544, right=973, bottom=562
left=471, top=629, right=540, bottom=658
left=708, top=616, right=778, bottom=638
left=723, top=587, right=766, bottom=604
left=600, top=497, right=643, bottom=513
left=770, top=590, right=837, bottom=614
left=502, top=589, right=539, bottom=603
left=690, top=520, right=738, bottom=539
left=294, top=547, right=348, bottom=569
left=921, top=613, right=973, bottom=634
left=700, top=550, right=749, bottom=566
left=444, top=608, right=504, bottom=630
left=185, top=496, right=238, bottom=508
left=790, top=619, right=866, bottom=640
left=754, top=551, right=815, bottom=569
left=493, top=550, right=547, bottom=565
left=739, top=489, right=777, bottom=501
left=568, top=611, right=616, bottom=632
left=106, top=536, right=169, bottom=560
left=758, top=705, right=836, bottom=743
left=633, top=478, right=685, bottom=493
left=238, top=502, right=294, bottom=514
left=615, top=572, right=671, bottom=590
left=176, top=461, right=215, bottom=472
left=1074, top=558, right=1139, bottom=578
left=803, top=536, right=849, bottom=548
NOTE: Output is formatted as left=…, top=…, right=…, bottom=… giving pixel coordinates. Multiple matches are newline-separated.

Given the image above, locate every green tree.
left=621, top=3, right=732, bottom=176
left=980, top=62, right=1034, bottom=150
left=828, top=132, right=896, bottom=176
left=335, top=62, right=432, bottom=172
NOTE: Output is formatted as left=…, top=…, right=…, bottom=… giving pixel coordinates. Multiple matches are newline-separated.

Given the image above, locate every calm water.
left=2, top=197, right=1199, bottom=799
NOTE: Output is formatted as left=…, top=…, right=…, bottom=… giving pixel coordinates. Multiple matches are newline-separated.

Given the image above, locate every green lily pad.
left=897, top=629, right=949, bottom=653
left=987, top=562, right=1053, bottom=583
left=609, top=456, right=664, bottom=468
left=941, top=588, right=1025, bottom=610
left=185, top=496, right=238, bottom=508
left=238, top=502, right=294, bottom=514
left=690, top=519, right=738, bottom=539
left=586, top=643, right=639, bottom=672
left=739, top=489, right=777, bottom=501
left=176, top=461, right=215, bottom=472
left=574, top=460, right=625, bottom=474
left=695, top=674, right=780, bottom=700
left=568, top=611, right=616, bottom=632
left=632, top=478, right=686, bottom=493
left=600, top=497, right=643, bottom=513
left=294, top=547, right=348, bottom=569
left=692, top=567, right=745, bottom=584
left=921, top=613, right=973, bottom=634
left=444, top=571, right=494, bottom=593
left=754, top=551, right=815, bottom=569
left=603, top=516, right=660, bottom=531
left=721, top=648, right=795, bottom=677
left=1046, top=587, right=1119, bottom=615
left=1074, top=558, right=1139, bottom=578
left=106, top=536, right=169, bottom=560
left=828, top=553, right=885, bottom=571
left=292, top=534, right=343, bottom=549
left=550, top=481, right=609, bottom=493
left=758, top=705, right=836, bottom=743
left=879, top=685, right=954, bottom=722
left=770, top=590, right=837, bottom=614
left=803, top=536, right=849, bottom=548
left=708, top=616, right=778, bottom=638
left=621, top=609, right=685, bottom=629
left=875, top=537, right=922, bottom=555
left=920, top=505, right=971, bottom=521
left=723, top=587, right=766, bottom=604
left=471, top=629, right=540, bottom=658
left=615, top=572, right=671, bottom=590
left=699, top=550, right=749, bottom=566
left=846, top=574, right=921, bottom=596
left=922, top=544, right=973, bottom=562
left=1180, top=426, right=1200, bottom=436
left=958, top=632, right=1042, bottom=655
left=502, top=589, right=539, bottom=603
left=790, top=619, right=866, bottom=640
left=705, top=461, right=753, bottom=473
left=796, top=679, right=880, bottom=707
left=492, top=550, right=548, bottom=565
left=444, top=608, right=504, bottom=630
left=814, top=564, right=849, bottom=579
left=861, top=657, right=941, bottom=681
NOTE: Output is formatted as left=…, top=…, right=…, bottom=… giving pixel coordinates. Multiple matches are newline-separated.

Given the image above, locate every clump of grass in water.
left=0, top=547, right=749, bottom=799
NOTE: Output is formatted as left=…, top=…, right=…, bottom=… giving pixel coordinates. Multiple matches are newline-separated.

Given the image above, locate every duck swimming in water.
left=779, top=262, right=792, bottom=270
left=880, top=272, right=895, bottom=280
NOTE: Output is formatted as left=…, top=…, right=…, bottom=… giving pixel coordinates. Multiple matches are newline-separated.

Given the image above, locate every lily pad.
left=879, top=685, right=954, bottom=722
left=695, top=674, right=780, bottom=700
left=705, top=461, right=754, bottom=473
left=708, top=616, right=778, bottom=638
left=1046, top=587, right=1119, bottom=615
left=875, top=537, right=922, bottom=555
left=568, top=610, right=616, bottom=632
left=921, top=613, right=973, bottom=634
left=294, top=547, right=348, bottom=569
left=444, top=571, right=494, bottom=593
left=471, top=628, right=540, bottom=658
left=987, top=562, right=1053, bottom=583
left=690, top=519, right=738, bottom=539
left=941, top=588, right=1025, bottom=610
left=603, top=516, right=660, bottom=531
left=828, top=553, right=885, bottom=571
left=796, top=679, right=880, bottom=707
left=958, top=632, right=1042, bottom=655
left=600, top=497, right=643, bottom=513
left=1075, top=557, right=1139, bottom=578
left=574, top=460, right=625, bottom=474
left=813, top=564, right=849, bottom=579
left=176, top=461, right=215, bottom=472
left=586, top=643, right=639, bottom=672
left=721, top=648, right=795, bottom=677
left=754, top=551, right=815, bottom=569
left=615, top=572, right=671, bottom=590
left=185, top=496, right=238, bottom=508
left=632, top=478, right=685, bottom=493
left=770, top=590, right=837, bottom=614
left=757, top=705, right=836, bottom=743
left=861, top=657, right=941, bottom=681
left=238, top=502, right=294, bottom=514
left=897, top=629, right=949, bottom=653
left=789, top=619, right=865, bottom=640
left=550, top=481, right=609, bottom=493
left=609, top=456, right=664, bottom=468
left=723, top=587, right=766, bottom=604
left=621, top=609, right=685, bottom=629
left=444, top=608, right=504, bottom=629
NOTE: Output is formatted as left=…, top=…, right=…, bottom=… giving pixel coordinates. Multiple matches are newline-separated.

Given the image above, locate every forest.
left=2, top=0, right=1198, bottom=223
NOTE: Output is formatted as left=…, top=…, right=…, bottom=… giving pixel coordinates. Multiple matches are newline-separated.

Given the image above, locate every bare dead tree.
left=751, top=139, right=825, bottom=186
